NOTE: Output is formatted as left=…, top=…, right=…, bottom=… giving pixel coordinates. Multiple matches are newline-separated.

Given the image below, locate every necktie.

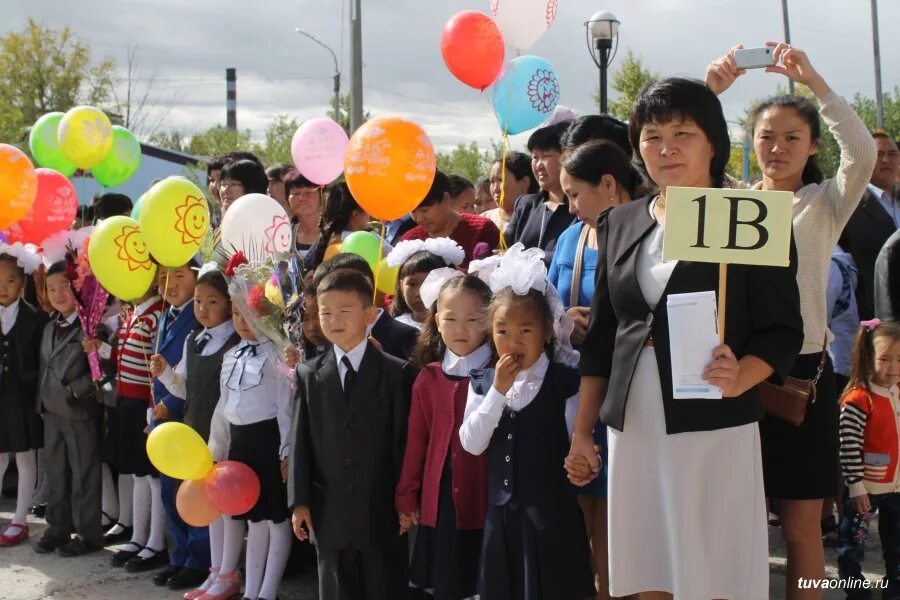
left=54, top=316, right=72, bottom=343
left=196, top=332, right=212, bottom=354
left=341, top=355, right=356, bottom=398
left=235, top=343, right=258, bottom=358
left=169, top=308, right=181, bottom=319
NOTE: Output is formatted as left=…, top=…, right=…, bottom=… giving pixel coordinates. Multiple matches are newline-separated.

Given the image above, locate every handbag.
left=569, top=224, right=591, bottom=308
left=757, top=337, right=828, bottom=426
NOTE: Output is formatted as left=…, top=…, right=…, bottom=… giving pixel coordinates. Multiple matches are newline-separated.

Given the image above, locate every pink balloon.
left=6, top=168, right=78, bottom=245
left=204, top=461, right=261, bottom=516
left=291, top=117, right=349, bottom=186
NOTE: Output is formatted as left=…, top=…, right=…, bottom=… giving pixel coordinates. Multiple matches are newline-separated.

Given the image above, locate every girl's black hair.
left=0, top=254, right=25, bottom=278
left=493, top=151, right=539, bottom=194
left=447, top=174, right=474, bottom=199
left=310, top=182, right=363, bottom=268
left=750, top=95, right=824, bottom=185
left=527, top=121, right=571, bottom=153
left=844, top=321, right=900, bottom=397
left=561, top=114, right=631, bottom=156
left=489, top=288, right=556, bottom=358
left=391, top=251, right=449, bottom=318
left=220, top=159, right=269, bottom=195
left=628, top=77, right=731, bottom=188
left=561, top=139, right=638, bottom=199
left=413, top=275, right=492, bottom=367
left=196, top=270, right=231, bottom=301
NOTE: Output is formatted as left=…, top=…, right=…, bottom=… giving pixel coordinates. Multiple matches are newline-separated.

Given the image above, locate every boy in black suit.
left=289, top=270, right=416, bottom=600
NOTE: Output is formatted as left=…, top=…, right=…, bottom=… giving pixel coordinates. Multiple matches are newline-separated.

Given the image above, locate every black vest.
left=184, top=332, right=241, bottom=441
left=470, top=362, right=580, bottom=512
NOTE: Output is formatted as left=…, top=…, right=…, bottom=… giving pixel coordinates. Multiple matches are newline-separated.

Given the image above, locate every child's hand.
left=852, top=494, right=872, bottom=515
left=292, top=506, right=314, bottom=541
left=493, top=353, right=523, bottom=396
left=399, top=510, right=420, bottom=535
left=280, top=458, right=289, bottom=483
left=149, top=354, right=168, bottom=378
left=82, top=338, right=101, bottom=353
left=283, top=346, right=301, bottom=369
left=564, top=452, right=594, bottom=481
left=150, top=402, right=170, bottom=422
left=566, top=432, right=602, bottom=486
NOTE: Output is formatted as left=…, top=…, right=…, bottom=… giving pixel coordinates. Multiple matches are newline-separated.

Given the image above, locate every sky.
left=3, top=0, right=898, bottom=153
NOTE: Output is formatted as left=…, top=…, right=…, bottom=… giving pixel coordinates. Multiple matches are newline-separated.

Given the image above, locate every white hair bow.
left=386, top=237, right=465, bottom=269
left=0, top=242, right=42, bottom=275
left=418, top=267, right=465, bottom=310
left=488, top=243, right=547, bottom=295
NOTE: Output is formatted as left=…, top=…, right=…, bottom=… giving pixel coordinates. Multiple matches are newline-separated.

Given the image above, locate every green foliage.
left=437, top=141, right=498, bottom=183
left=851, top=87, right=900, bottom=137
left=326, top=94, right=369, bottom=131
left=252, top=114, right=300, bottom=165
left=605, top=51, right=659, bottom=121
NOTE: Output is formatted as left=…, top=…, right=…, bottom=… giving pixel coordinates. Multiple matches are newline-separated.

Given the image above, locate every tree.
left=185, top=125, right=253, bottom=158
left=437, top=141, right=498, bottom=183
left=603, top=51, right=658, bottom=121
left=252, top=114, right=299, bottom=165
left=0, top=18, right=116, bottom=141
left=111, top=45, right=181, bottom=138
left=326, top=94, right=369, bottom=131
left=851, top=87, right=900, bottom=137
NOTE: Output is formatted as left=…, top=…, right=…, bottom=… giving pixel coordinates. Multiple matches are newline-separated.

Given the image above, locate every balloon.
left=131, top=192, right=146, bottom=220
left=204, top=461, right=261, bottom=516
left=375, top=258, right=399, bottom=294
left=291, top=118, right=349, bottom=186
left=323, top=242, right=342, bottom=262
left=58, top=106, right=113, bottom=170
left=176, top=479, right=221, bottom=527
left=344, top=116, right=437, bottom=222
left=92, top=126, right=142, bottom=188
left=0, top=232, right=6, bottom=244
left=4, top=169, right=78, bottom=245
left=491, top=55, right=560, bottom=135
left=441, top=11, right=505, bottom=90
left=490, top=0, right=558, bottom=52
left=88, top=215, right=157, bottom=300
left=140, top=177, right=210, bottom=266
left=29, top=113, right=77, bottom=177
left=341, top=231, right=382, bottom=272
left=220, top=194, right=291, bottom=258
left=146, top=422, right=213, bottom=481
left=0, top=144, right=38, bottom=230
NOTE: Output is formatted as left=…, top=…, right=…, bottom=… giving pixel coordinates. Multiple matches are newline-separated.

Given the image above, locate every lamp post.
left=585, top=11, right=620, bottom=114
left=295, top=28, right=341, bottom=124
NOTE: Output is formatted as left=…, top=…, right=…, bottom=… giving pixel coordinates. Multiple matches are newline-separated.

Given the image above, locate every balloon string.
left=498, top=131, right=509, bottom=252
left=155, top=270, right=170, bottom=354
left=374, top=222, right=386, bottom=305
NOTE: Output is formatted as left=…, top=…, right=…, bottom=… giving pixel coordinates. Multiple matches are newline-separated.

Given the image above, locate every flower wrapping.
left=228, top=258, right=290, bottom=351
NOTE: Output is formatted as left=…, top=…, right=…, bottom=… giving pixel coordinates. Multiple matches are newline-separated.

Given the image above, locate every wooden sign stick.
left=717, top=263, right=727, bottom=344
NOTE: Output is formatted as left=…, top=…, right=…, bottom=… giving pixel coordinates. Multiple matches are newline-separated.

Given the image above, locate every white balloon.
left=220, top=193, right=292, bottom=259
left=490, top=0, right=559, bottom=52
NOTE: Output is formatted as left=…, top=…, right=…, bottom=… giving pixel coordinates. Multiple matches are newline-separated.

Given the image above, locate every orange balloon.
left=323, top=242, right=342, bottom=261
left=344, top=116, right=437, bottom=221
left=0, top=144, right=38, bottom=230
left=175, top=479, right=221, bottom=527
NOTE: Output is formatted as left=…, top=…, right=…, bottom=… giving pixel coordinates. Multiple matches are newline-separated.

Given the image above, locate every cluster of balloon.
left=291, top=117, right=349, bottom=186
left=147, top=423, right=261, bottom=526
left=220, top=193, right=292, bottom=259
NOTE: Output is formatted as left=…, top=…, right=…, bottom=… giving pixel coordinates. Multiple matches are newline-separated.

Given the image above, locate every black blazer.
left=503, top=191, right=576, bottom=266
left=874, top=228, right=900, bottom=322
left=370, top=311, right=418, bottom=361
left=839, top=188, right=897, bottom=320
left=6, top=301, right=46, bottom=393
left=580, top=198, right=803, bottom=434
left=288, top=342, right=417, bottom=549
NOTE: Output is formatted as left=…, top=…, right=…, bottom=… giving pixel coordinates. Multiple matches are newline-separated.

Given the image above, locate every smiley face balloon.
left=88, top=216, right=158, bottom=301
left=139, top=177, right=210, bottom=267
left=220, top=193, right=291, bottom=259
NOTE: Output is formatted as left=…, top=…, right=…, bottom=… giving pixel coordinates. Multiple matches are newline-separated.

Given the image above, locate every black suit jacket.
left=288, top=342, right=417, bottom=549
left=503, top=191, right=576, bottom=266
left=839, top=188, right=897, bottom=320
left=370, top=311, right=418, bottom=361
left=580, top=198, right=804, bottom=434
left=874, top=228, right=900, bottom=322
left=5, top=301, right=46, bottom=395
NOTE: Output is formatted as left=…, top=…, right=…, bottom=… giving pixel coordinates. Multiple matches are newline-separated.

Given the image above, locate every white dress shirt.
left=158, top=320, right=237, bottom=399
left=869, top=183, right=900, bottom=228
left=0, top=299, right=20, bottom=335
left=334, top=338, right=368, bottom=390
left=395, top=313, right=423, bottom=331
left=459, top=353, right=580, bottom=456
left=442, top=344, right=492, bottom=378
left=208, top=339, right=293, bottom=461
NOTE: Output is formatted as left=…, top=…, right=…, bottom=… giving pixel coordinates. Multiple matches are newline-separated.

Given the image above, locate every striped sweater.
left=839, top=382, right=900, bottom=497
left=113, top=296, right=163, bottom=405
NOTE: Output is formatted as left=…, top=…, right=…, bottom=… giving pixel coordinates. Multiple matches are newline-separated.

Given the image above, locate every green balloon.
left=341, top=231, right=382, bottom=272
left=131, top=192, right=145, bottom=220
left=92, top=126, right=142, bottom=188
left=29, top=112, right=77, bottom=177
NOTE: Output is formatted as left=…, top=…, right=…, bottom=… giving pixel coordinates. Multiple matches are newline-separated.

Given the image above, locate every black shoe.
left=103, top=524, right=133, bottom=546
left=152, top=563, right=181, bottom=586
left=124, top=548, right=169, bottom=573
left=167, top=567, right=208, bottom=591
left=57, top=536, right=101, bottom=557
left=29, top=504, right=47, bottom=519
left=34, top=535, right=68, bottom=554
left=110, top=543, right=143, bottom=567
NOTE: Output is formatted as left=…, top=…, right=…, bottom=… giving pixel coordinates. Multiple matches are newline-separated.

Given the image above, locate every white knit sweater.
left=750, top=91, right=877, bottom=355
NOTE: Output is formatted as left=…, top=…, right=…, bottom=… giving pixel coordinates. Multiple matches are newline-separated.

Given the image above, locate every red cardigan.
left=400, top=212, right=500, bottom=270
left=395, top=363, right=488, bottom=530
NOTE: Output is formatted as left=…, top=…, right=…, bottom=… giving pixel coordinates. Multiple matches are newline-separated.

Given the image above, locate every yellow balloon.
left=147, top=422, right=213, bottom=480
left=88, top=215, right=158, bottom=301
left=323, top=242, right=342, bottom=261
left=140, top=177, right=210, bottom=266
left=58, top=106, right=113, bottom=169
left=375, top=258, right=399, bottom=294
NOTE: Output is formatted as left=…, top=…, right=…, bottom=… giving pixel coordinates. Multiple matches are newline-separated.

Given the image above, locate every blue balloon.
left=491, top=55, right=560, bottom=136
left=0, top=232, right=6, bottom=244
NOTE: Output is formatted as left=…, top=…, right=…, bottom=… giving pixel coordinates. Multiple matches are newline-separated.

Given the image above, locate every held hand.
left=566, top=432, right=602, bottom=486
left=283, top=346, right=301, bottom=369
left=292, top=506, right=314, bottom=541
left=702, top=344, right=741, bottom=397
left=852, top=494, right=872, bottom=515
left=280, top=458, right=289, bottom=483
left=764, top=42, right=827, bottom=93
left=567, top=307, right=590, bottom=347
left=148, top=354, right=168, bottom=378
left=82, top=338, right=101, bottom=354
left=493, top=353, right=523, bottom=396
left=705, top=45, right=746, bottom=95
left=399, top=510, right=420, bottom=535
left=150, top=402, right=170, bottom=422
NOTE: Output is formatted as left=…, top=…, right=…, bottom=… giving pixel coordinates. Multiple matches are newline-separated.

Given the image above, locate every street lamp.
left=585, top=11, right=620, bottom=114
left=295, top=28, right=341, bottom=124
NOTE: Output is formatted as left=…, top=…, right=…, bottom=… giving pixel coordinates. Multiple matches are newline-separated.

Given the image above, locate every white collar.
left=133, top=295, right=161, bottom=317
left=0, top=299, right=20, bottom=314
left=513, top=353, right=551, bottom=387
left=870, top=381, right=900, bottom=398
left=57, top=311, right=78, bottom=325
left=334, top=337, right=368, bottom=372
left=170, top=300, right=193, bottom=313
left=200, top=319, right=235, bottom=340
left=869, top=183, right=889, bottom=199
left=442, top=344, right=492, bottom=377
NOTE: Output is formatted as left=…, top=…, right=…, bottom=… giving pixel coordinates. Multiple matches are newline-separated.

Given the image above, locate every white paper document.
left=666, top=291, right=723, bottom=399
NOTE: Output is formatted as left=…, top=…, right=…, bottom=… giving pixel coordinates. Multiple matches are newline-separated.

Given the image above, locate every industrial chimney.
left=226, top=68, right=236, bottom=130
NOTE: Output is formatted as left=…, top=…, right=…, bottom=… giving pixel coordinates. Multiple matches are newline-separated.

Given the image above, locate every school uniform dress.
left=209, top=340, right=292, bottom=523
left=462, top=355, right=595, bottom=600
left=38, top=312, right=103, bottom=547
left=0, top=300, right=44, bottom=453
left=289, top=340, right=417, bottom=600
left=395, top=346, right=491, bottom=600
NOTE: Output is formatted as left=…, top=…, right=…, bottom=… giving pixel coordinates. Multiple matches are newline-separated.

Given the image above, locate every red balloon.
left=6, top=168, right=77, bottom=245
left=204, top=461, right=261, bottom=516
left=441, top=11, right=505, bottom=90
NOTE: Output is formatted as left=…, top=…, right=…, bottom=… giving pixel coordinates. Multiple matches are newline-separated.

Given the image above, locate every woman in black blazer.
left=566, top=78, right=803, bottom=599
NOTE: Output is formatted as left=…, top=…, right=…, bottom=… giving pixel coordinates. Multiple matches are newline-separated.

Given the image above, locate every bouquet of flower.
left=226, top=251, right=290, bottom=351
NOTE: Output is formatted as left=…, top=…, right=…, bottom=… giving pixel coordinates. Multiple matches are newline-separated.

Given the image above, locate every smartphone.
left=734, top=46, right=775, bottom=70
